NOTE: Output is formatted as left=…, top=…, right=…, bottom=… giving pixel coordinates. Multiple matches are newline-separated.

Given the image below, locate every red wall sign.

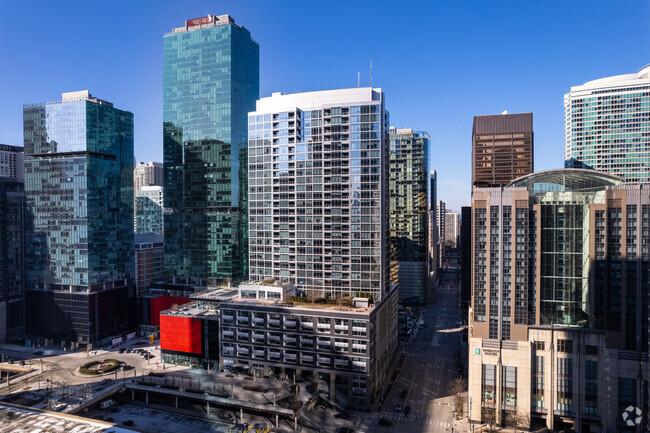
left=160, top=315, right=202, bottom=354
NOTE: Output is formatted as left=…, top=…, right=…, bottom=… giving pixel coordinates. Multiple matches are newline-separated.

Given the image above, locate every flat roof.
left=0, top=402, right=136, bottom=432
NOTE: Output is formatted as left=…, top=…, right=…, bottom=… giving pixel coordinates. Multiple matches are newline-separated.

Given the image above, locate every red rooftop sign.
left=186, top=15, right=214, bottom=27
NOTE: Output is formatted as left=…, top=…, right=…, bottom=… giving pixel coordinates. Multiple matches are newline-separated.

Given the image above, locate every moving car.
left=394, top=404, right=402, bottom=412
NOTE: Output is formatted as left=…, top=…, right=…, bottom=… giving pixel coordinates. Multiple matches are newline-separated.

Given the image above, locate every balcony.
left=253, top=317, right=265, bottom=325
left=222, top=315, right=234, bottom=322
left=285, top=336, right=297, bottom=345
left=317, top=356, right=331, bottom=365
left=268, top=351, right=281, bottom=359
left=253, top=349, right=265, bottom=357
left=284, top=320, right=297, bottom=328
left=301, top=354, right=314, bottom=363
left=268, top=318, right=280, bottom=327
left=268, top=336, right=281, bottom=344
left=317, top=340, right=331, bottom=349
left=301, top=338, right=314, bottom=346
left=223, top=330, right=234, bottom=337
left=252, top=332, right=265, bottom=340
left=237, top=347, right=249, bottom=355
left=285, top=353, right=297, bottom=362
left=222, top=349, right=234, bottom=357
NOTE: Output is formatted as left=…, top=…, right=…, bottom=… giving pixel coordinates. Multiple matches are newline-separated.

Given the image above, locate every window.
left=502, top=366, right=516, bottom=406
left=586, top=345, right=597, bottom=355
left=481, top=364, right=496, bottom=404
left=557, top=339, right=573, bottom=353
left=534, top=341, right=545, bottom=351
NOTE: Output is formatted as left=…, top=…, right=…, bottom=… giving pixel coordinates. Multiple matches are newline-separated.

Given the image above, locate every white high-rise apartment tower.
left=248, top=88, right=391, bottom=301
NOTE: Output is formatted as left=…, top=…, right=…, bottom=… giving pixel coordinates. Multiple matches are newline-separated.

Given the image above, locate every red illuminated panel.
left=160, top=316, right=202, bottom=354
left=150, top=296, right=190, bottom=326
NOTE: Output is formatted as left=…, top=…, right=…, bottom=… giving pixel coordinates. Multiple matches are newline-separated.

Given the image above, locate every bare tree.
left=448, top=377, right=467, bottom=395
left=481, top=407, right=497, bottom=432
left=505, top=407, right=530, bottom=433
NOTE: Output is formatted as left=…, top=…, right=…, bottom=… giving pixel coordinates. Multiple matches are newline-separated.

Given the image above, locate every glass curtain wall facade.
left=248, top=88, right=390, bottom=302
left=136, top=186, right=163, bottom=235
left=23, top=91, right=134, bottom=347
left=565, top=64, right=650, bottom=184
left=163, top=15, right=259, bottom=285
left=0, top=177, right=25, bottom=343
left=388, top=128, right=429, bottom=303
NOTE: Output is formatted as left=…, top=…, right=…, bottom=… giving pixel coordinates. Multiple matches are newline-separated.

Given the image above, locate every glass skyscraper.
left=388, top=128, right=430, bottom=303
left=0, top=176, right=25, bottom=343
left=163, top=15, right=259, bottom=285
left=23, top=91, right=134, bottom=348
left=565, top=64, right=650, bottom=183
left=248, top=88, right=390, bottom=302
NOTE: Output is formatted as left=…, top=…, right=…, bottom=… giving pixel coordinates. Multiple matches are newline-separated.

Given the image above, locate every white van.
left=99, top=399, right=115, bottom=409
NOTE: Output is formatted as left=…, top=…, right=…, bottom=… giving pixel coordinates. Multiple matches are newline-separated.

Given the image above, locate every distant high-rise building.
left=429, top=170, right=438, bottom=282
left=23, top=90, right=134, bottom=349
left=444, top=210, right=460, bottom=248
left=389, top=128, right=430, bottom=303
left=472, top=112, right=533, bottom=188
left=134, top=161, right=163, bottom=192
left=0, top=144, right=24, bottom=181
left=163, top=14, right=259, bottom=286
left=134, top=234, right=165, bottom=296
left=136, top=186, right=163, bottom=235
left=437, top=200, right=446, bottom=261
left=248, top=88, right=391, bottom=302
left=468, top=168, right=650, bottom=431
left=460, top=205, right=471, bottom=307
left=565, top=64, right=650, bottom=183
left=0, top=177, right=25, bottom=343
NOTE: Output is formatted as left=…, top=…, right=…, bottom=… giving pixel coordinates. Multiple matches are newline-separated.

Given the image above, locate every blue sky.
left=1, top=1, right=649, bottom=211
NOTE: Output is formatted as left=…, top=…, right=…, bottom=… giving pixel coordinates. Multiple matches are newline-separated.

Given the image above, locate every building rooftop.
left=134, top=233, right=164, bottom=246
left=254, top=87, right=383, bottom=113
left=160, top=300, right=219, bottom=319
left=0, top=402, right=136, bottom=432
left=509, top=168, right=623, bottom=194
left=167, top=14, right=250, bottom=36
left=571, top=64, right=650, bottom=91
left=24, top=90, right=114, bottom=108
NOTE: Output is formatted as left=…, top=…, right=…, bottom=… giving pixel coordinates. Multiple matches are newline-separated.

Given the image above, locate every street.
left=353, top=270, right=465, bottom=433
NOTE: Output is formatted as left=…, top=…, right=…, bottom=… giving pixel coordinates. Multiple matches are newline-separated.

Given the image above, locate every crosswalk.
left=356, top=415, right=453, bottom=432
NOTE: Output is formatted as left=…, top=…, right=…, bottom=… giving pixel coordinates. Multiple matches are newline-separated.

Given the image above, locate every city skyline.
left=1, top=1, right=649, bottom=211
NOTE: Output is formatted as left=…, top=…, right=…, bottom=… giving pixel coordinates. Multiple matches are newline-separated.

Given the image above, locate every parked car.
left=334, top=413, right=351, bottom=420
left=34, top=350, right=43, bottom=356
left=122, top=420, right=134, bottom=426
left=118, top=348, right=125, bottom=353
left=400, top=388, right=408, bottom=398
left=394, top=404, right=402, bottom=412
left=404, top=405, right=411, bottom=416
left=379, top=418, right=392, bottom=426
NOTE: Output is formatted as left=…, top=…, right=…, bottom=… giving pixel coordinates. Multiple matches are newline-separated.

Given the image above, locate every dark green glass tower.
left=163, top=15, right=259, bottom=285
left=389, top=128, right=430, bottom=304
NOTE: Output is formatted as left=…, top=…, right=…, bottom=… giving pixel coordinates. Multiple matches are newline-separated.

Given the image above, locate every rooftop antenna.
left=370, top=59, right=373, bottom=87
left=357, top=72, right=360, bottom=88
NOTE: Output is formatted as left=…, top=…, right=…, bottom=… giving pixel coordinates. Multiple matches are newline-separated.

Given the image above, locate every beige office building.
left=468, top=169, right=649, bottom=433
